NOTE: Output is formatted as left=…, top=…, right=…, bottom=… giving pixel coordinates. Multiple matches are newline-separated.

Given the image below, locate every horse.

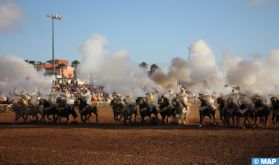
left=38, top=99, right=58, bottom=123
left=216, top=96, right=226, bottom=123
left=56, top=98, right=78, bottom=123
left=270, top=97, right=279, bottom=126
left=198, top=96, right=216, bottom=127
left=234, top=99, right=253, bottom=129
left=251, top=96, right=270, bottom=128
left=73, top=98, right=98, bottom=123
left=223, top=97, right=238, bottom=127
left=11, top=102, right=28, bottom=122
left=123, top=102, right=138, bottom=124
left=24, top=103, right=43, bottom=123
left=157, top=95, right=175, bottom=125
left=136, top=97, right=158, bottom=124
left=110, top=97, right=126, bottom=122
left=171, top=97, right=189, bottom=125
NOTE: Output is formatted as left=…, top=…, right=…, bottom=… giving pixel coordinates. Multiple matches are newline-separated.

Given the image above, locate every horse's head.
left=74, top=99, right=81, bottom=106
left=270, top=97, right=278, bottom=104
left=158, top=95, right=168, bottom=106
left=136, top=97, right=144, bottom=105
left=38, top=99, right=45, bottom=105
left=216, top=96, right=224, bottom=104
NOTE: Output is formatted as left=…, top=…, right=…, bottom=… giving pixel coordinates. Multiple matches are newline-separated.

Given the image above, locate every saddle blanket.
left=238, top=108, right=248, bottom=114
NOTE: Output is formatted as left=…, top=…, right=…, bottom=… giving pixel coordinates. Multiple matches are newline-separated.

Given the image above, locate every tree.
left=57, top=63, right=67, bottom=82
left=149, top=64, right=159, bottom=77
left=139, top=62, right=148, bottom=72
left=71, top=60, right=80, bottom=80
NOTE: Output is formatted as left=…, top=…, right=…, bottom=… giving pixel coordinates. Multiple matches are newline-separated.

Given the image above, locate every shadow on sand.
left=0, top=121, right=278, bottom=131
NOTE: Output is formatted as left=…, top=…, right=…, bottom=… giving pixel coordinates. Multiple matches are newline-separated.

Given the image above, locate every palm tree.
left=139, top=62, right=148, bottom=72
left=71, top=60, right=80, bottom=80
left=149, top=63, right=159, bottom=77
left=57, top=63, right=67, bottom=83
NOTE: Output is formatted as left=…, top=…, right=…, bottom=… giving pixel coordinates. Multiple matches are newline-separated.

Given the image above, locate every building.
left=25, top=59, right=74, bottom=78
left=44, top=59, right=74, bottom=78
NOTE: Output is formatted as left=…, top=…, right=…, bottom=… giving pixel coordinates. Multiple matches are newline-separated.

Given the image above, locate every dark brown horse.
left=157, top=95, right=175, bottom=125
left=136, top=97, right=158, bottom=124
left=251, top=96, right=270, bottom=128
left=270, top=97, right=279, bottom=126
left=73, top=98, right=98, bottom=123
left=198, top=96, right=216, bottom=127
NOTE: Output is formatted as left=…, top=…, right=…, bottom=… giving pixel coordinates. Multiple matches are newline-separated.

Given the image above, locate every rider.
left=178, top=87, right=190, bottom=113
left=146, top=91, right=154, bottom=112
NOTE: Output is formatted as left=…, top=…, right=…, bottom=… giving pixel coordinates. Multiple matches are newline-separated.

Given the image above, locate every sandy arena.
left=0, top=105, right=278, bottom=165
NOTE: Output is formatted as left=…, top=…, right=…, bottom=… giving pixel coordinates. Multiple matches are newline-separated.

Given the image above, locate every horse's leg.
left=212, top=111, right=216, bottom=125
left=199, top=111, right=203, bottom=128
left=24, top=114, right=28, bottom=123
left=183, top=112, right=187, bottom=125
left=141, top=114, right=144, bottom=124
left=40, top=113, right=45, bottom=122
left=133, top=112, right=137, bottom=123
left=264, top=114, right=268, bottom=128
left=208, top=114, right=212, bottom=125
left=94, top=112, right=98, bottom=123
left=64, top=116, right=68, bottom=123
left=80, top=114, right=84, bottom=123
left=161, top=114, right=165, bottom=125
left=254, top=115, right=257, bottom=128
left=35, top=114, right=38, bottom=123
left=272, top=112, right=276, bottom=125
left=87, top=113, right=92, bottom=121
left=236, top=116, right=239, bottom=127
left=47, top=114, right=52, bottom=121
left=173, top=113, right=176, bottom=125
left=15, top=114, right=18, bottom=122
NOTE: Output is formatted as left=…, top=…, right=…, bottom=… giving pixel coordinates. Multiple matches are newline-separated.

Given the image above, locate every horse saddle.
left=139, top=107, right=147, bottom=112
left=255, top=107, right=264, bottom=112
left=200, top=106, right=208, bottom=111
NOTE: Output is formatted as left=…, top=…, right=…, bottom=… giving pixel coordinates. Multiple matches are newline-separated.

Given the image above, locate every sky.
left=0, top=0, right=279, bottom=68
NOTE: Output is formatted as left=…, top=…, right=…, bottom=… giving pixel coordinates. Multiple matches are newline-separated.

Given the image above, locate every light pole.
left=47, top=13, right=62, bottom=76
left=188, top=47, right=191, bottom=61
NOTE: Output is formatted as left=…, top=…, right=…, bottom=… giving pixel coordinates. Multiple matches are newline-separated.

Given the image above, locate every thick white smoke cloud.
left=151, top=40, right=224, bottom=94
left=225, top=49, right=279, bottom=95
left=78, top=35, right=279, bottom=97
left=0, top=1, right=23, bottom=31
left=0, top=55, right=53, bottom=97
left=151, top=39, right=279, bottom=96
left=79, top=34, right=155, bottom=97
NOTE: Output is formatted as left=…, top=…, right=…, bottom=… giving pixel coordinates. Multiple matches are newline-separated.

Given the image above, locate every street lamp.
left=47, top=13, right=62, bottom=76
left=188, top=47, right=191, bottom=61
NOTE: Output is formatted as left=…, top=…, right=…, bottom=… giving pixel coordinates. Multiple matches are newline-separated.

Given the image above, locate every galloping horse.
left=216, top=96, right=226, bottom=122
left=198, top=95, right=216, bottom=127
left=56, top=98, right=78, bottom=123
left=123, top=102, right=138, bottom=124
left=224, top=97, right=238, bottom=127
left=171, top=96, right=189, bottom=125
left=11, top=96, right=41, bottom=123
left=157, top=95, right=175, bottom=125
left=73, top=98, right=98, bottom=123
left=270, top=97, right=279, bottom=126
left=38, top=99, right=58, bottom=123
left=251, top=96, right=269, bottom=128
left=136, top=97, right=158, bottom=124
left=111, top=96, right=126, bottom=122
left=235, top=99, right=253, bottom=128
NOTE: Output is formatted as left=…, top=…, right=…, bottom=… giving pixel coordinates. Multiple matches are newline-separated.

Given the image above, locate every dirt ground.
left=0, top=105, right=278, bottom=165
